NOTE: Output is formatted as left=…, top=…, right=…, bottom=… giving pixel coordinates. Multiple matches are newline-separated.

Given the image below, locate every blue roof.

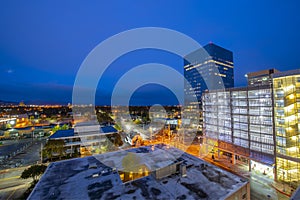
left=100, top=126, right=118, bottom=133
left=49, top=126, right=118, bottom=139
left=49, top=126, right=117, bottom=139
left=49, top=129, right=74, bottom=139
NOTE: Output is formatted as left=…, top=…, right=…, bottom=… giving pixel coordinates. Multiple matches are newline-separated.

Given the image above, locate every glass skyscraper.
left=183, top=43, right=234, bottom=129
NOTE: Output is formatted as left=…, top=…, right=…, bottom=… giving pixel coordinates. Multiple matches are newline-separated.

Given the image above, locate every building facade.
left=203, top=85, right=275, bottom=178
left=273, top=69, right=300, bottom=187
left=184, top=43, right=234, bottom=129
left=48, top=124, right=120, bottom=156
left=246, top=68, right=279, bottom=87
left=203, top=69, right=300, bottom=187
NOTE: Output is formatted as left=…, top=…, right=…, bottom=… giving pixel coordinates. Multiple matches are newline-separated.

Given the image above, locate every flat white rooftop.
left=29, top=144, right=248, bottom=200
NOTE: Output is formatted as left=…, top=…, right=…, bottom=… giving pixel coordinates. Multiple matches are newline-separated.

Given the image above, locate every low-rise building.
left=29, top=144, right=250, bottom=200
left=48, top=124, right=119, bottom=155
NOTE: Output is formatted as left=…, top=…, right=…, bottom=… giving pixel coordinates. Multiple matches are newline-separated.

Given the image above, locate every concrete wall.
left=225, top=182, right=250, bottom=200
left=153, top=163, right=177, bottom=179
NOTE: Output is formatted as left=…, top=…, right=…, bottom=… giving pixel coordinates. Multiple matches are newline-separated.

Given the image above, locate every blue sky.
left=1, top=1, right=300, bottom=105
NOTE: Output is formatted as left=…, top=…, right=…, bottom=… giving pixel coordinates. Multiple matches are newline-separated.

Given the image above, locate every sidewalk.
left=270, top=181, right=293, bottom=197
left=168, top=142, right=295, bottom=198
left=202, top=155, right=294, bottom=198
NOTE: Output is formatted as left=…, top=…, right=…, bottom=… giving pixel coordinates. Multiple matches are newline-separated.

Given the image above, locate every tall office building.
left=183, top=43, right=234, bottom=129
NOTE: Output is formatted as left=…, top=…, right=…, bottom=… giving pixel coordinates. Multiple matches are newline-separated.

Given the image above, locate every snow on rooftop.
left=29, top=144, right=248, bottom=200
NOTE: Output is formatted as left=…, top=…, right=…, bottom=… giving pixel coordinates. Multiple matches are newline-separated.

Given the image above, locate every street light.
left=283, top=171, right=286, bottom=192
left=9, top=120, right=15, bottom=125
left=149, top=127, right=152, bottom=142
left=31, top=127, right=35, bottom=140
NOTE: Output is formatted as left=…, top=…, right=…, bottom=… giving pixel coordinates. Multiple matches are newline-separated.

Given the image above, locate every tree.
left=20, top=164, right=48, bottom=199
left=5, top=123, right=12, bottom=129
left=107, top=133, right=123, bottom=147
left=42, top=140, right=65, bottom=161
left=96, top=112, right=114, bottom=124
left=51, top=124, right=69, bottom=134
left=61, top=124, right=69, bottom=130
left=134, top=119, right=141, bottom=125
left=73, top=147, right=79, bottom=157
left=30, top=115, right=35, bottom=124
left=21, top=164, right=47, bottom=182
left=51, top=125, right=60, bottom=134
left=141, top=112, right=150, bottom=124
left=114, top=123, right=122, bottom=131
left=0, top=124, right=6, bottom=130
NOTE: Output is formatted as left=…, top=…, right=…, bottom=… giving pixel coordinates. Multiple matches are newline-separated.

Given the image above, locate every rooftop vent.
left=180, top=164, right=187, bottom=177
left=89, top=164, right=97, bottom=169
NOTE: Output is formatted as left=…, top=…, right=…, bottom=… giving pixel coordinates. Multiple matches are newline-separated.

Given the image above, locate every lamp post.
left=31, top=127, right=35, bottom=141
left=40, top=143, right=43, bottom=163
left=283, top=171, right=286, bottom=192
left=149, top=127, right=152, bottom=143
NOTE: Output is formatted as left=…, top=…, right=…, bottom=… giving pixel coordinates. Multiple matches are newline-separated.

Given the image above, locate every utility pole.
left=168, top=124, right=171, bottom=142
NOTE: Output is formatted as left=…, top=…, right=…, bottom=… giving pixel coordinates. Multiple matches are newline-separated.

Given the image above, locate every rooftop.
left=49, top=129, right=75, bottom=139
left=100, top=126, right=118, bottom=133
left=246, top=68, right=280, bottom=78
left=273, top=68, right=300, bottom=78
left=291, top=185, right=300, bottom=200
left=49, top=126, right=118, bottom=139
left=29, top=144, right=249, bottom=200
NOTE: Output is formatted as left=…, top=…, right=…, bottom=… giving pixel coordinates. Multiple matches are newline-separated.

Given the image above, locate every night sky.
left=1, top=1, right=300, bottom=105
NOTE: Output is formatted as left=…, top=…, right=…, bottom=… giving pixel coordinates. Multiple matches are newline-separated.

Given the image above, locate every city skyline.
left=2, top=2, right=300, bottom=199
left=1, top=1, right=300, bottom=105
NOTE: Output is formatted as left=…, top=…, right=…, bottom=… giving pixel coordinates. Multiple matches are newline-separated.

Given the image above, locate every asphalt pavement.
left=0, top=138, right=46, bottom=170
left=0, top=139, right=32, bottom=160
left=0, top=138, right=46, bottom=199
left=0, top=166, right=32, bottom=200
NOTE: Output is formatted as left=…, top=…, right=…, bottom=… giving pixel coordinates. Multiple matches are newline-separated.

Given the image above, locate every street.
left=145, top=137, right=290, bottom=200
left=0, top=138, right=46, bottom=199
left=186, top=143, right=290, bottom=200
left=250, top=173, right=281, bottom=200
left=0, top=167, right=31, bottom=200
left=0, top=133, right=291, bottom=200
left=0, top=139, right=32, bottom=160
left=0, top=138, right=46, bottom=170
